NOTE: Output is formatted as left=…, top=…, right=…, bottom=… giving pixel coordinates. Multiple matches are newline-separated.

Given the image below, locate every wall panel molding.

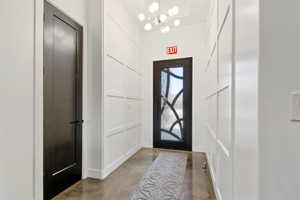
left=203, top=0, right=233, bottom=199
left=102, top=0, right=143, bottom=179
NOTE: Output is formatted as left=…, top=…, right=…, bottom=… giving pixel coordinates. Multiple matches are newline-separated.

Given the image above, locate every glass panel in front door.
left=160, top=67, right=184, bottom=142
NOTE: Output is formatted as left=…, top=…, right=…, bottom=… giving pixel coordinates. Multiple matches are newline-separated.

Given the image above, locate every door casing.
left=153, top=57, right=193, bottom=151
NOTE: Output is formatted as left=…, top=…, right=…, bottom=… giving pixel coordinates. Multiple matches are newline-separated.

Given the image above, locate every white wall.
left=259, top=1, right=300, bottom=199
left=202, top=0, right=234, bottom=199
left=100, top=0, right=143, bottom=179
left=0, top=1, right=35, bottom=199
left=85, top=0, right=103, bottom=180
left=203, top=0, right=259, bottom=199
left=234, top=0, right=259, bottom=200
left=141, top=23, right=207, bottom=152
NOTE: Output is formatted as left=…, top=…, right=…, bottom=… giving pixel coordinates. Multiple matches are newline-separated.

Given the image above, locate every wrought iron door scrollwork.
left=160, top=68, right=184, bottom=141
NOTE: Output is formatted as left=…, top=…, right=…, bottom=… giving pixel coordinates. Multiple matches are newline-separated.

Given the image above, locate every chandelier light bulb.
left=161, top=26, right=170, bottom=33
left=174, top=19, right=181, bottom=27
left=165, top=26, right=170, bottom=33
left=168, top=6, right=179, bottom=16
left=144, top=23, right=152, bottom=31
left=138, top=13, right=145, bottom=21
left=159, top=14, right=167, bottom=23
left=149, top=2, right=159, bottom=13
left=173, top=6, right=179, bottom=15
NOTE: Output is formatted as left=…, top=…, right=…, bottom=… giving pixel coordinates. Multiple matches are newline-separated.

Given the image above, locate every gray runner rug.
left=129, top=152, right=188, bottom=200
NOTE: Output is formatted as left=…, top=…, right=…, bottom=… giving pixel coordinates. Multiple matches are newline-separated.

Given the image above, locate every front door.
left=153, top=57, right=192, bottom=151
left=44, top=2, right=83, bottom=199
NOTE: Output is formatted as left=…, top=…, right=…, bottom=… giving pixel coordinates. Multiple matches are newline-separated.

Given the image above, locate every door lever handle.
left=70, top=120, right=84, bottom=125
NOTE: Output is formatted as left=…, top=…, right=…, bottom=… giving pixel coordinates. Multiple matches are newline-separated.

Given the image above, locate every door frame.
left=153, top=57, right=193, bottom=151
left=34, top=1, right=86, bottom=199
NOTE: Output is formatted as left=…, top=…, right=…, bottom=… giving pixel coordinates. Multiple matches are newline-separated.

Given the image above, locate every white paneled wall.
left=203, top=0, right=233, bottom=199
left=102, top=0, right=142, bottom=178
left=204, top=0, right=260, bottom=199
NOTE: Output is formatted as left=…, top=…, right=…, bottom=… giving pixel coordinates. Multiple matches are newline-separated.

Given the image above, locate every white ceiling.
left=122, top=0, right=211, bottom=31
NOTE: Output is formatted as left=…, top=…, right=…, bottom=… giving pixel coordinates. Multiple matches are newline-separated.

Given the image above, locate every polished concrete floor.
left=53, top=148, right=216, bottom=200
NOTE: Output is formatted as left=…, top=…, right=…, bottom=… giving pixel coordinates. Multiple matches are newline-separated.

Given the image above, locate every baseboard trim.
left=206, top=153, right=222, bottom=200
left=141, top=143, right=153, bottom=148
left=87, top=168, right=102, bottom=179
left=100, top=146, right=142, bottom=179
left=86, top=146, right=141, bottom=180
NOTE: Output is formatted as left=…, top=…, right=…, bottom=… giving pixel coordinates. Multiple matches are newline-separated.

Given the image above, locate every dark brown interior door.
left=44, top=2, right=83, bottom=199
left=153, top=57, right=193, bottom=151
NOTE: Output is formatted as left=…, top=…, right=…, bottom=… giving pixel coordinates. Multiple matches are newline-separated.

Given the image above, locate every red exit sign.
left=166, top=46, right=178, bottom=55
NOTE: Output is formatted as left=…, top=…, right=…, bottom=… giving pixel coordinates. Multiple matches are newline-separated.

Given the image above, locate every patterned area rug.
left=129, top=152, right=188, bottom=200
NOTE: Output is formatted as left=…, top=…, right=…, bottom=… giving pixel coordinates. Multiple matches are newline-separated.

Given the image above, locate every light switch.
left=291, top=92, right=300, bottom=121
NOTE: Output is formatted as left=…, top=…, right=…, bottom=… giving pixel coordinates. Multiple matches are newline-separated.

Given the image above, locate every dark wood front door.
left=44, top=2, right=83, bottom=199
left=153, top=57, right=193, bottom=151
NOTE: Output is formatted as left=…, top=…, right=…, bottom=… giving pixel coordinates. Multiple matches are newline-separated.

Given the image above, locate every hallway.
left=54, top=149, right=216, bottom=200
left=2, top=0, right=300, bottom=199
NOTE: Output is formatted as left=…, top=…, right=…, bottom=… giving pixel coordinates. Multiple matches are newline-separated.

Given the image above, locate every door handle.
left=70, top=120, right=84, bottom=125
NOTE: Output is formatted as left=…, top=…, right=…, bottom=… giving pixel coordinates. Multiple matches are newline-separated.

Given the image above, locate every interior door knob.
left=70, top=120, right=84, bottom=125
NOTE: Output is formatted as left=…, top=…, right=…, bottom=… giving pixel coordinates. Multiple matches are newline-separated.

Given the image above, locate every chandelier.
left=137, top=1, right=181, bottom=33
